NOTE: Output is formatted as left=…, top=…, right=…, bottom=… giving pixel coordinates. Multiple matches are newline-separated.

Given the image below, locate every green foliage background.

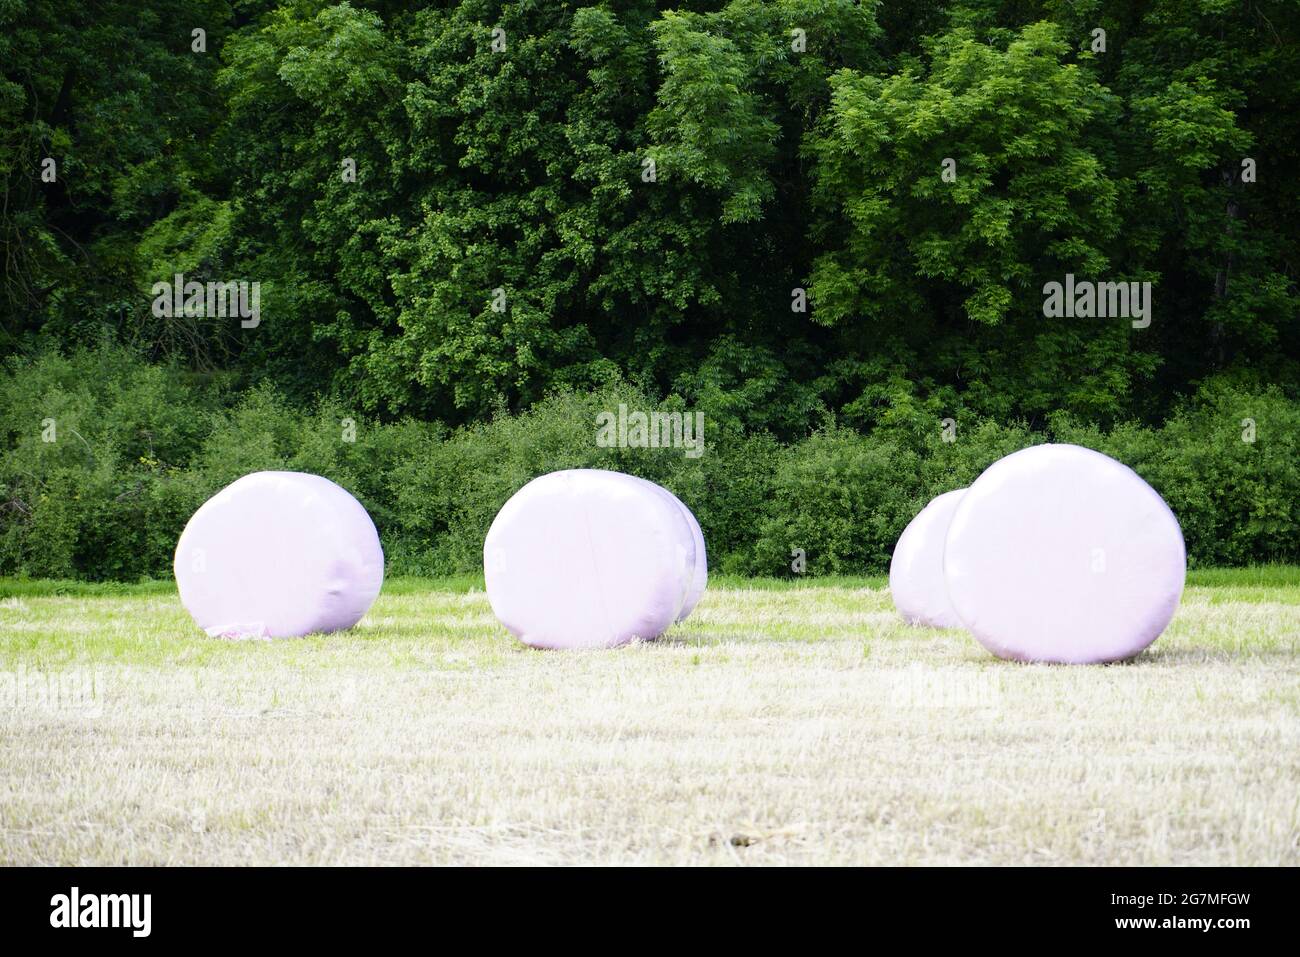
left=1, top=1, right=1298, bottom=579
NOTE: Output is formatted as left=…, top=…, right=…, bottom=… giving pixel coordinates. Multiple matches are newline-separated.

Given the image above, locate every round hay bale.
left=174, top=471, right=384, bottom=638
left=944, top=444, right=1185, bottom=663
left=484, top=469, right=699, bottom=649
left=889, top=488, right=967, bottom=629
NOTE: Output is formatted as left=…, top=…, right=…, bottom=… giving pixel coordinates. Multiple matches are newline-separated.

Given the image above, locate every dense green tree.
left=1, top=0, right=1296, bottom=432
left=808, top=21, right=1146, bottom=423
left=0, top=0, right=233, bottom=358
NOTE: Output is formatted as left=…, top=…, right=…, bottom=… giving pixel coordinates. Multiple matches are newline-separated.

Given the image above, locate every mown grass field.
left=1, top=569, right=1297, bottom=866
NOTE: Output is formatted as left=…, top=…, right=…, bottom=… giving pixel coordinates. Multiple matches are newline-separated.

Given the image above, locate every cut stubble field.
left=1, top=569, right=1298, bottom=866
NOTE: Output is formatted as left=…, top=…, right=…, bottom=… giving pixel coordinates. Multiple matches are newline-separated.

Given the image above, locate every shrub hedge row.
left=2, top=347, right=1297, bottom=581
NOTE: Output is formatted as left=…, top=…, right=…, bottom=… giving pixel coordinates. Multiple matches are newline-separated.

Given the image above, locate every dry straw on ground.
left=1, top=574, right=1297, bottom=865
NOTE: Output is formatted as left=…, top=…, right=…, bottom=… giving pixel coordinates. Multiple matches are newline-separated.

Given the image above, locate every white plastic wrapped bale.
left=484, top=469, right=702, bottom=649
left=889, top=488, right=966, bottom=628
left=625, top=475, right=708, bottom=620
left=174, top=471, right=384, bottom=639
left=943, top=444, right=1185, bottom=664
left=673, top=493, right=708, bottom=620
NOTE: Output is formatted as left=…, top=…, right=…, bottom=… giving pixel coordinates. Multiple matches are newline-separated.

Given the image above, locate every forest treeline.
left=1, top=1, right=1298, bottom=577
